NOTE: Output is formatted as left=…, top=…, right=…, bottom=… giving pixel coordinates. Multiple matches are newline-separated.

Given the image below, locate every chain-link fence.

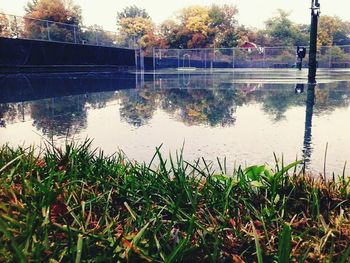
left=153, top=46, right=350, bottom=70
left=0, top=13, right=126, bottom=48
left=2, top=13, right=350, bottom=70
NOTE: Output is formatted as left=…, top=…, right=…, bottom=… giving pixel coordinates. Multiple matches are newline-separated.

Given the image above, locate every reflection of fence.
left=154, top=46, right=350, bottom=70
left=0, top=13, right=128, bottom=48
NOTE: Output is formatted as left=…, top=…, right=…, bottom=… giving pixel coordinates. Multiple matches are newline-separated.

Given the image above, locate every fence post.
left=232, top=48, right=235, bottom=69
left=13, top=16, right=19, bottom=38
left=140, top=48, right=145, bottom=88
left=328, top=47, right=332, bottom=69
left=153, top=47, right=156, bottom=71
left=135, top=49, right=138, bottom=71
left=95, top=30, right=99, bottom=46
left=46, top=21, right=51, bottom=41
left=138, top=48, right=144, bottom=72
left=73, top=25, right=77, bottom=44
left=263, top=48, right=266, bottom=68
left=95, top=28, right=98, bottom=46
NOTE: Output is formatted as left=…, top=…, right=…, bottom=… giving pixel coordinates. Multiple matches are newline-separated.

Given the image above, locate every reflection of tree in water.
left=313, top=82, right=350, bottom=114
left=118, top=86, right=238, bottom=127
left=250, top=82, right=350, bottom=121
left=119, top=88, right=158, bottom=127
left=2, top=91, right=119, bottom=135
left=0, top=104, right=9, bottom=127
left=160, top=88, right=237, bottom=126
left=117, top=81, right=350, bottom=127
left=260, top=86, right=306, bottom=121
left=0, top=103, right=31, bottom=127
left=30, top=96, right=87, bottom=137
left=85, top=92, right=118, bottom=109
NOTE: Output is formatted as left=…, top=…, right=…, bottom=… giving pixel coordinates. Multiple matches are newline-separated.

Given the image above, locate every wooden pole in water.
left=308, top=0, right=320, bottom=83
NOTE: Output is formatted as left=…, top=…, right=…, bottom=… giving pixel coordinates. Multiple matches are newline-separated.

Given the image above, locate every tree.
left=178, top=6, right=211, bottom=48
left=159, top=19, right=179, bottom=46
left=161, top=4, right=240, bottom=49
left=208, top=4, right=239, bottom=47
left=117, top=16, right=155, bottom=48
left=81, top=25, right=116, bottom=46
left=116, top=6, right=165, bottom=52
left=116, top=5, right=150, bottom=23
left=160, top=19, right=190, bottom=48
left=265, top=9, right=308, bottom=46
left=318, top=15, right=350, bottom=46
left=0, top=14, right=11, bottom=37
left=25, top=0, right=81, bottom=25
left=24, top=0, right=82, bottom=41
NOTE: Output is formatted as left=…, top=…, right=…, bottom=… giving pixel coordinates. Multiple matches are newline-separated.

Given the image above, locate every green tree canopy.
left=265, top=9, right=308, bottom=46
left=116, top=5, right=150, bottom=24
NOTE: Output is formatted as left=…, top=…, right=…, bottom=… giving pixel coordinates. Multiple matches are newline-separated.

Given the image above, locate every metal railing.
left=0, top=13, right=133, bottom=49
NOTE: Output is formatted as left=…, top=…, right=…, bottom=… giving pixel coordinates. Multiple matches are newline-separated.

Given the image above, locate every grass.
left=0, top=140, right=349, bottom=262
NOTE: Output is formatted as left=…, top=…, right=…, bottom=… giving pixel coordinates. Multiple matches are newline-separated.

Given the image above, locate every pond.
left=1, top=69, right=350, bottom=176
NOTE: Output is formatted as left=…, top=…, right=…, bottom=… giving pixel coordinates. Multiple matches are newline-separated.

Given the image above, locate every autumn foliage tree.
left=159, top=5, right=240, bottom=49
left=0, top=14, right=11, bottom=37
left=116, top=6, right=167, bottom=53
left=24, top=0, right=82, bottom=41
left=318, top=15, right=350, bottom=46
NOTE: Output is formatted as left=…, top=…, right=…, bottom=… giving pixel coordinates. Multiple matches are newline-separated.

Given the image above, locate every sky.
left=1, top=0, right=349, bottom=31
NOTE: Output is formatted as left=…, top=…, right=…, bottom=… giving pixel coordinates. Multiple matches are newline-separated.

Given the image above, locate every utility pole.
left=308, top=0, right=320, bottom=83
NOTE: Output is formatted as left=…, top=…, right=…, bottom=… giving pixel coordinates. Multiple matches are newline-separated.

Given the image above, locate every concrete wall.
left=0, top=37, right=136, bottom=72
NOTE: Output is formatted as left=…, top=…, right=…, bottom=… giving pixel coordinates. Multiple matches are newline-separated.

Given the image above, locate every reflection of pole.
left=308, top=0, right=320, bottom=83
left=303, top=83, right=316, bottom=169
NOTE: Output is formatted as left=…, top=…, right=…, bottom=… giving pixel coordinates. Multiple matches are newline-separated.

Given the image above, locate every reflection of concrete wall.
left=0, top=37, right=135, bottom=73
left=0, top=73, right=136, bottom=103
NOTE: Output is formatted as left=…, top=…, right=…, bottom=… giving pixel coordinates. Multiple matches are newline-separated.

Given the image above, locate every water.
left=1, top=70, right=350, bottom=176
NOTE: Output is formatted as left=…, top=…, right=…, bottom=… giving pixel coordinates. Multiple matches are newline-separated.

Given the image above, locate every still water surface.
left=1, top=71, right=350, bottom=175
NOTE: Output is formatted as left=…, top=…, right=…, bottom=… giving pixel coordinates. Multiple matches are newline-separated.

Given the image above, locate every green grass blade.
left=251, top=221, right=263, bottom=263
left=278, top=224, right=292, bottom=263
left=0, top=217, right=27, bottom=263
left=75, top=234, right=83, bottom=263
left=337, top=245, right=350, bottom=263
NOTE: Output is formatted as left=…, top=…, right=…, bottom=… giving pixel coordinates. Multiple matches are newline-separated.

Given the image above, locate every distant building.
left=239, top=41, right=264, bottom=54
left=240, top=41, right=258, bottom=49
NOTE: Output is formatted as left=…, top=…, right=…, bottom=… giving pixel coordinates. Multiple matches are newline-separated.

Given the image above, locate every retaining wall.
left=0, top=37, right=135, bottom=73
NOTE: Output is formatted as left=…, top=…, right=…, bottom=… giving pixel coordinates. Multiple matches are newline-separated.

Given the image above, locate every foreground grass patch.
left=0, top=141, right=349, bottom=262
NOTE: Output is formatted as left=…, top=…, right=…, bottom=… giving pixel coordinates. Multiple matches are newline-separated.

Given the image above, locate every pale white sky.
left=1, top=0, right=349, bottom=31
